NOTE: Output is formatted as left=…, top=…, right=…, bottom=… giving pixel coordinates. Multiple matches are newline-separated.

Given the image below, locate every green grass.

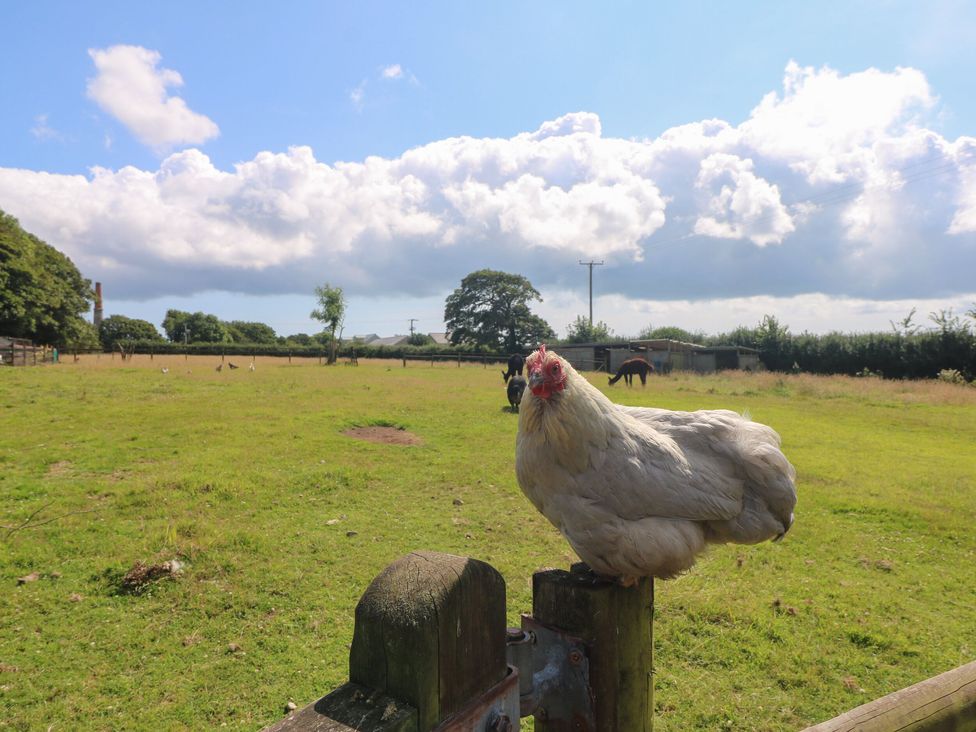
left=1, top=357, right=974, bottom=730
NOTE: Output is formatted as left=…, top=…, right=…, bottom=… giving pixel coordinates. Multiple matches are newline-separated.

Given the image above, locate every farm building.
left=626, top=339, right=761, bottom=374
left=555, top=340, right=760, bottom=374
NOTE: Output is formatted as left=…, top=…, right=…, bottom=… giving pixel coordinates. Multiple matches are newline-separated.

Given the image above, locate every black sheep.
left=501, top=353, right=525, bottom=383
left=507, top=375, right=527, bottom=412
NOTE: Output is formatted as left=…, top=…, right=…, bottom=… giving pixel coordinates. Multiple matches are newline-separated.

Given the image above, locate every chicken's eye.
left=550, top=362, right=560, bottom=373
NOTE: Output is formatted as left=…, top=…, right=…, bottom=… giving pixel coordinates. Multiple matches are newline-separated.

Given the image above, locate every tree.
left=162, top=309, right=191, bottom=342
left=444, top=270, right=555, bottom=352
left=636, top=324, right=705, bottom=343
left=564, top=315, right=615, bottom=344
left=311, top=283, right=346, bottom=364
left=405, top=332, right=431, bottom=346
left=0, top=209, right=94, bottom=347
left=225, top=320, right=277, bottom=344
left=162, top=309, right=230, bottom=343
left=890, top=307, right=922, bottom=336
left=98, top=315, right=163, bottom=350
left=755, top=314, right=793, bottom=371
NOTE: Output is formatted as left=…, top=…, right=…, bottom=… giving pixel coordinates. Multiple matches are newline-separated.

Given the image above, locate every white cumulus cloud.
left=1, top=63, right=974, bottom=308
left=693, top=153, right=794, bottom=246
left=87, top=45, right=219, bottom=149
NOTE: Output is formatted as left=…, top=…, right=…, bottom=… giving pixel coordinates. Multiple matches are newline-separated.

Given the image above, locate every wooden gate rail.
left=800, top=659, right=976, bottom=732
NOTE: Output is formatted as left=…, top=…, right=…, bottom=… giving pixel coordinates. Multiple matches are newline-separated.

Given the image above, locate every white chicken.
left=515, top=346, right=797, bottom=583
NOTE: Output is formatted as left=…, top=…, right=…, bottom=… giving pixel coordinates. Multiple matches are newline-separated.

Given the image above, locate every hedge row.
left=750, top=331, right=976, bottom=380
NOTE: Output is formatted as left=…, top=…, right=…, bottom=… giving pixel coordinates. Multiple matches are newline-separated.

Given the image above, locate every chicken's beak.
left=528, top=369, right=545, bottom=393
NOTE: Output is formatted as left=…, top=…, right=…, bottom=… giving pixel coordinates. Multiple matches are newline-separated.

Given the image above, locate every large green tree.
left=162, top=309, right=230, bottom=343
left=225, top=320, right=277, bottom=344
left=98, top=315, right=163, bottom=350
left=444, top=269, right=555, bottom=352
left=0, top=209, right=95, bottom=347
left=310, top=283, right=346, bottom=364
left=564, top=315, right=615, bottom=344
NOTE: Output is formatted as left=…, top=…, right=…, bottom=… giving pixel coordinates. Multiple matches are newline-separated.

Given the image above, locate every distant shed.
left=550, top=340, right=760, bottom=374
left=625, top=339, right=760, bottom=374
left=553, top=343, right=615, bottom=372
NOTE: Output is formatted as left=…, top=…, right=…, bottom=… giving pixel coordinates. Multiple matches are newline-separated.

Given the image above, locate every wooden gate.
left=265, top=551, right=653, bottom=732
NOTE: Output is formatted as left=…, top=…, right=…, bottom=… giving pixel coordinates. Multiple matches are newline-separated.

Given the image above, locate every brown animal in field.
left=608, top=358, right=653, bottom=387
left=501, top=353, right=525, bottom=383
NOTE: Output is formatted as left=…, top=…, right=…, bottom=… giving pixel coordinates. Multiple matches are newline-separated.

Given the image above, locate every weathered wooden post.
left=267, top=551, right=516, bottom=731
left=529, top=564, right=653, bottom=731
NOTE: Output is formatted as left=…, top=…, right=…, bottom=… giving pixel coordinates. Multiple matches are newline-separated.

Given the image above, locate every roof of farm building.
left=555, top=339, right=758, bottom=354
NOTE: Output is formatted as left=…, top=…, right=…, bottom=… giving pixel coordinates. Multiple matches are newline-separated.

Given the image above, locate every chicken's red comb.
left=537, top=344, right=547, bottom=359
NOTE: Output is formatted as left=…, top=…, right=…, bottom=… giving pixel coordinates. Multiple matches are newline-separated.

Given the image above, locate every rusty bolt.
left=569, top=649, right=583, bottom=665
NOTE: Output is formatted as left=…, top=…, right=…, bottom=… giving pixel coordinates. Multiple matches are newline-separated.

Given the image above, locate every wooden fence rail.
left=800, top=659, right=976, bottom=732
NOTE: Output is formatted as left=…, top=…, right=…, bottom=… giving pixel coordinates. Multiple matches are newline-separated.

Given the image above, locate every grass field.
left=1, top=355, right=975, bottom=731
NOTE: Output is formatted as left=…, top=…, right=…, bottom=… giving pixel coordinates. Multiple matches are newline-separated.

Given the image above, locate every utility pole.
left=408, top=318, right=418, bottom=337
left=579, top=260, right=605, bottom=326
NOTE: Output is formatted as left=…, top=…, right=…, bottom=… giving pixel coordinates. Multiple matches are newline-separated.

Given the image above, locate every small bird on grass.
left=215, top=364, right=223, bottom=372
left=228, top=362, right=239, bottom=370
left=160, top=367, right=169, bottom=374
left=516, top=345, right=797, bottom=584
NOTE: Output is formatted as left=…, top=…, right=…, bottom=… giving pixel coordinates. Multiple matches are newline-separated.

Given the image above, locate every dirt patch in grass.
left=343, top=426, right=422, bottom=446
left=45, top=460, right=72, bottom=477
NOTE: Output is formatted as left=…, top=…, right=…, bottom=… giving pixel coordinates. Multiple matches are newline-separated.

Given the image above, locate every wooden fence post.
left=531, top=564, right=653, bottom=732
left=267, top=551, right=515, bottom=731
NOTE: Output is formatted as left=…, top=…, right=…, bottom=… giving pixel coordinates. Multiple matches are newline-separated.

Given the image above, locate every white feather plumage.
left=515, top=348, right=797, bottom=581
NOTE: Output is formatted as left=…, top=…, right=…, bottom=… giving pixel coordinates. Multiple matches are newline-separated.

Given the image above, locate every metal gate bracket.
left=506, top=614, right=596, bottom=730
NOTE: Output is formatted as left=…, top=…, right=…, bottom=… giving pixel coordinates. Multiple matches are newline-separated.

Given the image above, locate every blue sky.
left=2, top=1, right=976, bottom=338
